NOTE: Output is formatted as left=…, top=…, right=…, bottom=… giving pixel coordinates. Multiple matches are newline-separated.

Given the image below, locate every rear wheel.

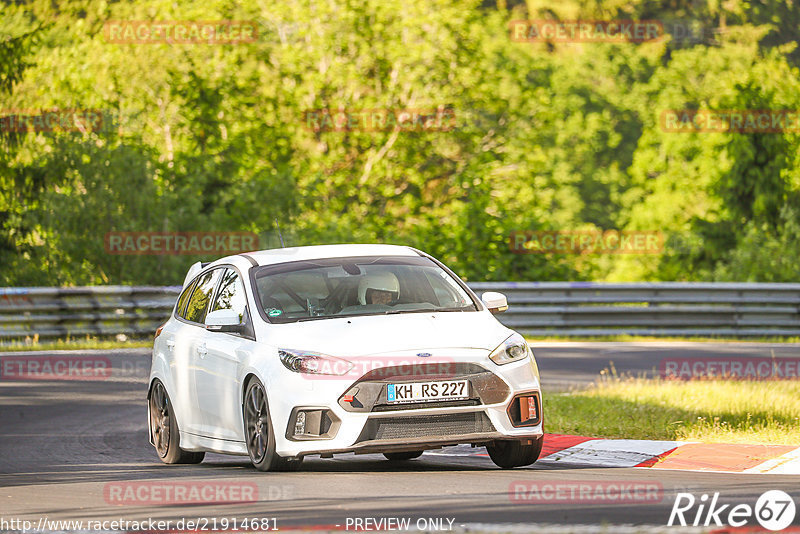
left=243, top=378, right=303, bottom=472
left=149, top=380, right=205, bottom=464
left=383, top=451, right=424, bottom=461
left=487, top=436, right=542, bottom=469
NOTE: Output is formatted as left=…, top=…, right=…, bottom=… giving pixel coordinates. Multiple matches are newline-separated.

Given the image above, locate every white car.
left=148, top=244, right=543, bottom=471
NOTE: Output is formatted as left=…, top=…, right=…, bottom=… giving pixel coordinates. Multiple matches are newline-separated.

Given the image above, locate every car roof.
left=181, top=244, right=427, bottom=287
left=232, top=243, right=422, bottom=267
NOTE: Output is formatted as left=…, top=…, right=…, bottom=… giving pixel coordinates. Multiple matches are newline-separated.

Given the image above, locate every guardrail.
left=0, top=286, right=181, bottom=342
left=2, top=282, right=800, bottom=342
left=470, top=282, right=800, bottom=337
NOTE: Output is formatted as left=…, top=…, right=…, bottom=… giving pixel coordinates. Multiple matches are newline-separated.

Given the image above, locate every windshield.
left=252, top=255, right=478, bottom=323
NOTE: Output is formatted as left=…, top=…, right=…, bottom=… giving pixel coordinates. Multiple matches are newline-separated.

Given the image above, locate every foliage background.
left=1, top=0, right=799, bottom=286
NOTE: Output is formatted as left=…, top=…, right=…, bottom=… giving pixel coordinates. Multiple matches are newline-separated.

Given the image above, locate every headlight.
left=278, top=349, right=354, bottom=375
left=489, top=332, right=531, bottom=365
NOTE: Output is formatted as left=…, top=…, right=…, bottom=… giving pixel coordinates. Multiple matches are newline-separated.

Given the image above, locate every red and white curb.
left=426, top=433, right=800, bottom=474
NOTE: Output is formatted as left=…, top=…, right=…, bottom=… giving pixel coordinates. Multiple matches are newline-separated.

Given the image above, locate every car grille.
left=355, top=412, right=495, bottom=443
left=371, top=399, right=480, bottom=412
left=338, top=363, right=510, bottom=413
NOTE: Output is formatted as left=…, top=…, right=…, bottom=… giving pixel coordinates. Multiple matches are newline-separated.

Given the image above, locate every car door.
left=157, top=278, right=196, bottom=428
left=178, top=268, right=221, bottom=436
left=196, top=267, right=255, bottom=441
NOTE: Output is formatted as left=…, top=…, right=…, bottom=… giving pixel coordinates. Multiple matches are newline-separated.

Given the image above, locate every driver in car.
left=357, top=272, right=400, bottom=306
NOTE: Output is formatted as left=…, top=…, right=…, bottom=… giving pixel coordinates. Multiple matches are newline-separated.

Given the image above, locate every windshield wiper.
left=291, top=307, right=472, bottom=321
left=383, top=307, right=471, bottom=315
left=295, top=315, right=331, bottom=322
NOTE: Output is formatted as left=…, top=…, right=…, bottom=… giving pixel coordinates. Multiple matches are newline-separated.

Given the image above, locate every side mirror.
left=205, top=309, right=244, bottom=333
left=481, top=291, right=508, bottom=314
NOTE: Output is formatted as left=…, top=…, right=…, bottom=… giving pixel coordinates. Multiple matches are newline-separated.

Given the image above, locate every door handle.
left=196, top=343, right=208, bottom=357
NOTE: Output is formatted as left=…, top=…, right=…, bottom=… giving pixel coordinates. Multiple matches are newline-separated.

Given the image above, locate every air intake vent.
left=356, top=412, right=495, bottom=443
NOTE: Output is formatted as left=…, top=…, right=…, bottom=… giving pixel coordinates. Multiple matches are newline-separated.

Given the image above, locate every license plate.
left=386, top=380, right=468, bottom=403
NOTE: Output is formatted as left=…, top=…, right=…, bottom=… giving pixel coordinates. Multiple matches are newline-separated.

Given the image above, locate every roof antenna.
left=274, top=218, right=285, bottom=248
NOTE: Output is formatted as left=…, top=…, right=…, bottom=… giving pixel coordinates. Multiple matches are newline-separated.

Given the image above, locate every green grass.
left=0, top=336, right=151, bottom=352
left=546, top=370, right=800, bottom=445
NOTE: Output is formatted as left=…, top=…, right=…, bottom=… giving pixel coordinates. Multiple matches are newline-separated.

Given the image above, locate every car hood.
left=261, top=310, right=512, bottom=357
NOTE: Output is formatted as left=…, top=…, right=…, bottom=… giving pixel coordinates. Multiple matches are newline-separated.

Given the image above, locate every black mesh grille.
left=356, top=412, right=495, bottom=443
left=371, top=399, right=480, bottom=412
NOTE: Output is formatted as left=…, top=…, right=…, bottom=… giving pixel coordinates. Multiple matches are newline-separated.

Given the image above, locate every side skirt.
left=180, top=431, right=249, bottom=455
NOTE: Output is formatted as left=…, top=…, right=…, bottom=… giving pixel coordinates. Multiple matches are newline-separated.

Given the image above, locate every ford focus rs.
left=148, top=244, right=543, bottom=471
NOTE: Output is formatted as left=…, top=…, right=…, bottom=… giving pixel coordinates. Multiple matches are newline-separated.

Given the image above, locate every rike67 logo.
left=668, top=490, right=796, bottom=531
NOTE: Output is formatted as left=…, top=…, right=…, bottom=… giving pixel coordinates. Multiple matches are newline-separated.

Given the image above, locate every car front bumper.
left=266, top=350, right=544, bottom=458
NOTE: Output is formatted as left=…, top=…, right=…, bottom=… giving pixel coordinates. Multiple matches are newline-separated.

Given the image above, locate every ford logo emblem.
left=416, top=352, right=432, bottom=358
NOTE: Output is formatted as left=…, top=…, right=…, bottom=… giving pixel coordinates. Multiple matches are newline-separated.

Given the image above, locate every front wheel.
left=243, top=378, right=303, bottom=472
left=487, top=436, right=542, bottom=469
left=149, top=380, right=205, bottom=464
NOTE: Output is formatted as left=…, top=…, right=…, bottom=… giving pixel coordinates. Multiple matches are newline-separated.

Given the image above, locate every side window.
left=209, top=268, right=248, bottom=323
left=175, top=279, right=196, bottom=319
left=184, top=269, right=220, bottom=324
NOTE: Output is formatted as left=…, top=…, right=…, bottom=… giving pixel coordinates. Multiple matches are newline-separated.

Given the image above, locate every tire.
left=275, top=456, right=304, bottom=471
left=243, top=377, right=302, bottom=472
left=383, top=451, right=424, bottom=461
left=149, top=380, right=205, bottom=464
left=486, top=436, right=543, bottom=469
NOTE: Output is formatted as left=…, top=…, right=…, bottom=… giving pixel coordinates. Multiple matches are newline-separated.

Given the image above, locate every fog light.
left=507, top=392, right=541, bottom=427
left=520, top=396, right=537, bottom=421
left=294, top=411, right=306, bottom=435
left=287, top=408, right=341, bottom=441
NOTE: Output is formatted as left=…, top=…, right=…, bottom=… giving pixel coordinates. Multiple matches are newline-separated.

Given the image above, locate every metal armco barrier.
left=2, top=282, right=800, bottom=342
left=469, top=282, right=800, bottom=337
left=0, top=286, right=181, bottom=342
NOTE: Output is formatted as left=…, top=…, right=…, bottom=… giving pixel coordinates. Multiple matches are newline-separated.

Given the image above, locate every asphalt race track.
left=1, top=343, right=799, bottom=531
